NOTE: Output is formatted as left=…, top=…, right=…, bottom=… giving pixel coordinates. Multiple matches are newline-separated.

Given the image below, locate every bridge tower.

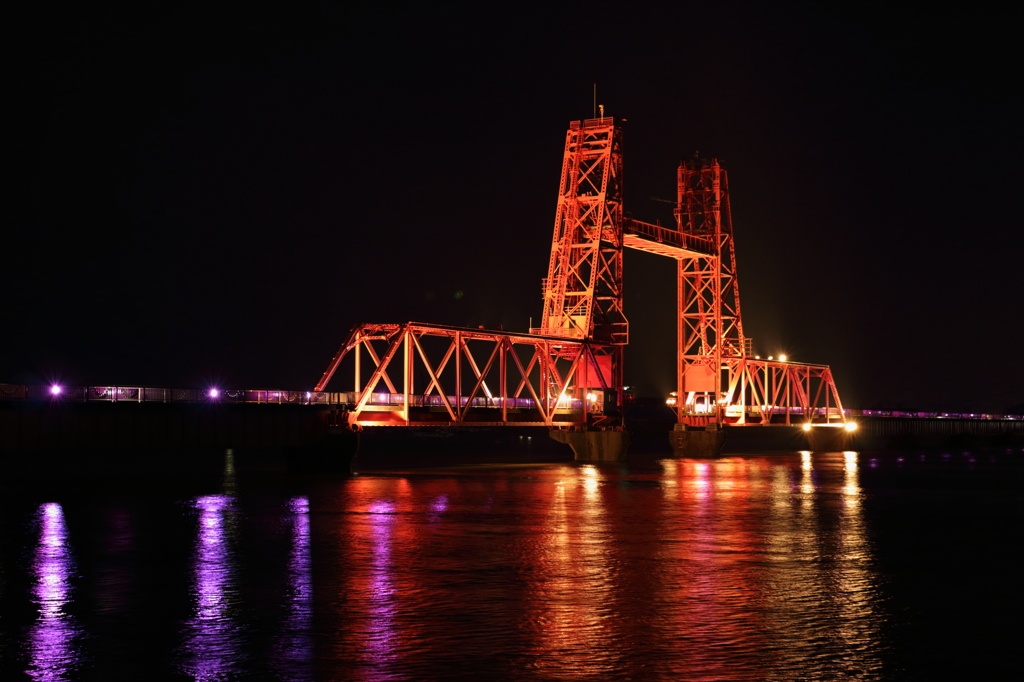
left=675, top=158, right=747, bottom=424
left=532, top=117, right=627, bottom=411
left=534, top=117, right=627, bottom=345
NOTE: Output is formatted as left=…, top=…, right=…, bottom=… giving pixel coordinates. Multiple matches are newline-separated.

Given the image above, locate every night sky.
left=7, top=5, right=1022, bottom=413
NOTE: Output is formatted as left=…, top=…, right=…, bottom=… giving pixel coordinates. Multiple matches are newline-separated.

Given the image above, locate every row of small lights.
left=49, top=385, right=224, bottom=398
left=47, top=386, right=324, bottom=400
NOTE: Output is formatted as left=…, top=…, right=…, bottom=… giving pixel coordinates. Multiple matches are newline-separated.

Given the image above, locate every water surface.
left=1, top=449, right=1021, bottom=680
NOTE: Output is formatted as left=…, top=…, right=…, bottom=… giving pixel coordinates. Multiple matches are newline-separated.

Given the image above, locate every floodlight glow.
left=779, top=354, right=788, bottom=362
left=768, top=355, right=774, bottom=360
left=844, top=422, right=858, bottom=432
left=802, top=423, right=812, bottom=431
left=586, top=393, right=597, bottom=401
left=50, top=385, right=62, bottom=396
left=209, top=389, right=220, bottom=398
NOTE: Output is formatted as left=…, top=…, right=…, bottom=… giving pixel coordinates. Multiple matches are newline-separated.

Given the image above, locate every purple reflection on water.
left=180, top=494, right=241, bottom=681
left=27, top=503, right=80, bottom=682
left=272, top=496, right=314, bottom=679
left=428, top=494, right=448, bottom=522
left=366, top=500, right=398, bottom=666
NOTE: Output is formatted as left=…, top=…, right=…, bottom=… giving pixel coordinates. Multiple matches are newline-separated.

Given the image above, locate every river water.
left=1, top=449, right=1020, bottom=681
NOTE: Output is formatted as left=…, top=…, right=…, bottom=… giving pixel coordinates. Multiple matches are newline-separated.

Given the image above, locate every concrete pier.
left=549, top=429, right=631, bottom=462
left=669, top=424, right=726, bottom=457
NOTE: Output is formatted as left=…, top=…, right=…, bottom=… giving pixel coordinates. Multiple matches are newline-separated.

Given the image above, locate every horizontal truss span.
left=313, top=322, right=622, bottom=428
left=677, top=359, right=847, bottom=427
left=623, top=218, right=716, bottom=258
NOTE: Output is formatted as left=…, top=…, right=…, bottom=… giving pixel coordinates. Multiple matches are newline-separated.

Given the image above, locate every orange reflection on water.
left=522, top=464, right=620, bottom=679
left=316, top=455, right=883, bottom=679
left=656, top=458, right=769, bottom=680
left=341, top=476, right=416, bottom=677
left=762, top=451, right=884, bottom=677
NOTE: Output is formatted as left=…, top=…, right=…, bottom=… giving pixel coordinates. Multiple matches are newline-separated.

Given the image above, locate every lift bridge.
left=314, top=117, right=849, bottom=456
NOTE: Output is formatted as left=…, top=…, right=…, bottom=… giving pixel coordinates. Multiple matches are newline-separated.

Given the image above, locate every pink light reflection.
left=271, top=497, right=314, bottom=679
left=428, top=494, right=448, bottom=522
left=27, top=502, right=81, bottom=681
left=366, top=500, right=399, bottom=667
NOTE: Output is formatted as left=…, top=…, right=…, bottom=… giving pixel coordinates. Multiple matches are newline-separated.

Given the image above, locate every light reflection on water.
left=5, top=453, right=925, bottom=679
left=180, top=493, right=242, bottom=681
left=525, top=464, right=619, bottom=678
left=272, top=496, right=314, bottom=681
left=364, top=497, right=399, bottom=670
left=27, top=503, right=80, bottom=682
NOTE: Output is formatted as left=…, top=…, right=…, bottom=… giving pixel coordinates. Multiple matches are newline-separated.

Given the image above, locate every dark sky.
left=7, top=4, right=1022, bottom=412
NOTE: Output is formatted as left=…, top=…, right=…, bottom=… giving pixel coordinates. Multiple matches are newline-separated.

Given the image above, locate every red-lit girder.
left=314, top=322, right=621, bottom=428
left=676, top=357, right=845, bottom=427
left=623, top=218, right=715, bottom=258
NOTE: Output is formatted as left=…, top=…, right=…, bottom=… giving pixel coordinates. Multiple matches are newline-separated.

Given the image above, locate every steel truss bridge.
left=313, top=116, right=854, bottom=432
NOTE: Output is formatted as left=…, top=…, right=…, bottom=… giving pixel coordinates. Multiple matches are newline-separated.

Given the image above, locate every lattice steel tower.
left=534, top=117, right=628, bottom=347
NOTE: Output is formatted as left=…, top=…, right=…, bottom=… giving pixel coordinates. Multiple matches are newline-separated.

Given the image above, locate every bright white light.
left=209, top=389, right=220, bottom=398
left=779, top=354, right=788, bottom=362
left=802, top=423, right=812, bottom=431
left=754, top=355, right=760, bottom=359
left=50, top=385, right=62, bottom=395
left=586, top=393, right=597, bottom=401
left=768, top=355, right=774, bottom=360
left=844, top=422, right=858, bottom=432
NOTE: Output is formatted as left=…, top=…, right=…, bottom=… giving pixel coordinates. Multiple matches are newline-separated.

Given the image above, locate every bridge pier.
left=549, top=429, right=631, bottom=462
left=669, top=423, right=726, bottom=457
left=804, top=426, right=855, bottom=452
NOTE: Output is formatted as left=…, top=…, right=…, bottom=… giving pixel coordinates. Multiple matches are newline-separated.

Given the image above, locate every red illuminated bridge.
left=311, top=117, right=852, bottom=457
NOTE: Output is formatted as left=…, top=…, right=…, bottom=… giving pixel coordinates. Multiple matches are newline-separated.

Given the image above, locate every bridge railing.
left=356, top=392, right=579, bottom=411
left=0, top=384, right=587, bottom=413
left=0, top=384, right=330, bottom=405
left=623, top=218, right=716, bottom=254
left=3, top=384, right=1020, bottom=421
